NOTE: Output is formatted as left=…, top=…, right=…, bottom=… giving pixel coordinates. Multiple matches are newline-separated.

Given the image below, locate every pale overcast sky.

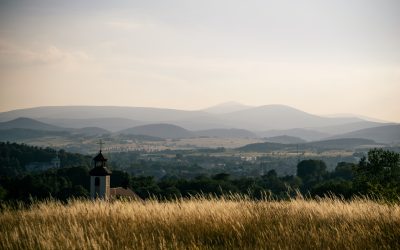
left=0, top=0, right=399, bottom=121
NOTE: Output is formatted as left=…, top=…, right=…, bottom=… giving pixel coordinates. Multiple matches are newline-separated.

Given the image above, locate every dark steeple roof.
left=93, top=151, right=107, bottom=162
left=89, top=150, right=112, bottom=176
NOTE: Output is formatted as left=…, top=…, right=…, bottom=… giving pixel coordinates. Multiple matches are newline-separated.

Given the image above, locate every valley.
left=0, top=104, right=398, bottom=178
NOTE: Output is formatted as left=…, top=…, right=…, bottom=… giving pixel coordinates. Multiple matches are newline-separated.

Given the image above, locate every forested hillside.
left=0, top=142, right=91, bottom=176
left=0, top=142, right=399, bottom=203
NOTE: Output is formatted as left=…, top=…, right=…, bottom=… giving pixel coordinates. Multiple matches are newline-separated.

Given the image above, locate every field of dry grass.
left=1, top=196, right=400, bottom=249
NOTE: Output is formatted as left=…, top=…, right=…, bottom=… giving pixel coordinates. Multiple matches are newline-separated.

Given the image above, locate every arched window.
left=95, top=177, right=100, bottom=186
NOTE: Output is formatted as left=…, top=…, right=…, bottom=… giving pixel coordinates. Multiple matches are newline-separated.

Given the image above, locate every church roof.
left=89, top=166, right=112, bottom=176
left=93, top=151, right=107, bottom=162
left=110, top=187, right=142, bottom=200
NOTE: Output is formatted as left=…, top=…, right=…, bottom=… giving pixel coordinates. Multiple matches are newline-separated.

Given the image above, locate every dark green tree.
left=297, top=159, right=327, bottom=190
left=354, top=149, right=400, bottom=200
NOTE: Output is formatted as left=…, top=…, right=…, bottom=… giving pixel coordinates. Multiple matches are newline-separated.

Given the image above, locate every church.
left=89, top=145, right=140, bottom=200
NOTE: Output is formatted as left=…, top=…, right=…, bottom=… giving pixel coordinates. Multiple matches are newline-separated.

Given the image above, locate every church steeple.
left=93, top=150, right=108, bottom=168
left=89, top=140, right=112, bottom=200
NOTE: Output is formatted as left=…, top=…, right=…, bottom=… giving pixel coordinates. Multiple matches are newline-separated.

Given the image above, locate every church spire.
left=89, top=140, right=112, bottom=200
left=97, top=139, right=104, bottom=152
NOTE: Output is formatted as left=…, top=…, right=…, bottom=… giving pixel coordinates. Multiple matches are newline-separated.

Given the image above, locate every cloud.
left=0, top=40, right=89, bottom=67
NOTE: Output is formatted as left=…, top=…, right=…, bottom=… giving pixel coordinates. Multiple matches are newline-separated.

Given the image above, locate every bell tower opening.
left=95, top=177, right=100, bottom=186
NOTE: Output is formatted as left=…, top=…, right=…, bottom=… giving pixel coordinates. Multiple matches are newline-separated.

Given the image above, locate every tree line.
left=0, top=142, right=399, bottom=202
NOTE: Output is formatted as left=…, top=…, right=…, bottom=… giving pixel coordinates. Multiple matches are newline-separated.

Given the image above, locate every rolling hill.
left=265, top=135, right=307, bottom=144
left=0, top=117, right=63, bottom=131
left=220, top=105, right=366, bottom=131
left=305, top=138, right=379, bottom=150
left=0, top=128, right=70, bottom=141
left=238, top=138, right=381, bottom=152
left=311, top=121, right=389, bottom=135
left=0, top=118, right=111, bottom=138
left=258, top=128, right=331, bottom=141
left=0, top=105, right=388, bottom=132
left=202, top=101, right=253, bottom=114
left=238, top=142, right=289, bottom=152
left=0, top=106, right=208, bottom=124
left=118, top=124, right=195, bottom=139
left=38, top=117, right=143, bottom=132
left=330, top=125, right=400, bottom=144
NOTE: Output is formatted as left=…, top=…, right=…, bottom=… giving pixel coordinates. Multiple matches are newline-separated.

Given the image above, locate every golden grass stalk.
left=1, top=196, right=400, bottom=249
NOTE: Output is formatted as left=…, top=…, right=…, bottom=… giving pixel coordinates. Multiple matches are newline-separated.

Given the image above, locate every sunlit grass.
left=1, top=196, right=400, bottom=249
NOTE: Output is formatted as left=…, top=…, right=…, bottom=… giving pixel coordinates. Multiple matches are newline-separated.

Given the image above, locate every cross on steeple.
left=97, top=139, right=105, bottom=152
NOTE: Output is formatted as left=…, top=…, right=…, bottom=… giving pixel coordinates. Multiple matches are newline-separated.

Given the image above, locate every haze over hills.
left=195, top=128, right=257, bottom=139
left=0, top=117, right=63, bottom=131
left=119, top=124, right=194, bottom=139
left=72, top=127, right=110, bottom=136
left=0, top=128, right=70, bottom=141
left=305, top=138, right=380, bottom=150
left=202, top=102, right=253, bottom=114
left=0, top=116, right=399, bottom=149
left=0, top=104, right=396, bottom=142
left=238, top=138, right=382, bottom=152
left=0, top=118, right=261, bottom=141
left=311, top=121, right=390, bottom=135
left=0, top=106, right=207, bottom=125
left=39, top=117, right=143, bottom=132
left=322, top=113, right=391, bottom=123
left=329, top=124, right=400, bottom=144
left=264, top=135, right=307, bottom=144
left=220, top=105, right=366, bottom=131
left=258, top=128, right=331, bottom=141
left=119, top=124, right=257, bottom=139
left=0, top=118, right=110, bottom=138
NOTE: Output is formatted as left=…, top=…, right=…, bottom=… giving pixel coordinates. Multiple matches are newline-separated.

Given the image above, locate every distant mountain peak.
left=202, top=101, right=253, bottom=114
left=253, top=104, right=305, bottom=111
left=0, top=117, right=63, bottom=131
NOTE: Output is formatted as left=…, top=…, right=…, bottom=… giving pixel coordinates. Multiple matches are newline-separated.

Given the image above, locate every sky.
left=0, top=0, right=399, bottom=122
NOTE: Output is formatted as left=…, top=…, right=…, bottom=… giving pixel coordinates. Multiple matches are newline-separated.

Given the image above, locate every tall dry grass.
left=1, top=196, right=400, bottom=249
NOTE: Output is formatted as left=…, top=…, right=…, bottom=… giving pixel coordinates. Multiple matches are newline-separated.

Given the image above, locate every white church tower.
left=89, top=143, right=112, bottom=200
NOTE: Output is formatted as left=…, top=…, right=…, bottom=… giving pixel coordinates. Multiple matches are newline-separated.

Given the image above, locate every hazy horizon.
left=1, top=0, right=399, bottom=122
left=0, top=101, right=395, bottom=124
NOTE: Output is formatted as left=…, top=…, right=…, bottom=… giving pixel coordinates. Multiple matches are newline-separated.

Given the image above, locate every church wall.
left=90, top=176, right=110, bottom=200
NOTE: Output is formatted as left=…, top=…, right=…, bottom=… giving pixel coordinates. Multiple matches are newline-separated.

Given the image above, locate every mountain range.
left=0, top=103, right=398, bottom=144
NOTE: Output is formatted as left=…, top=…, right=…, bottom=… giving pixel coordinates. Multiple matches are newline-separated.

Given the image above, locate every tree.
left=331, top=162, right=355, bottom=181
left=213, top=173, right=230, bottom=181
left=110, top=170, right=131, bottom=188
left=297, top=159, right=327, bottom=190
left=0, top=185, right=6, bottom=200
left=354, top=149, right=400, bottom=200
left=311, top=180, right=353, bottom=199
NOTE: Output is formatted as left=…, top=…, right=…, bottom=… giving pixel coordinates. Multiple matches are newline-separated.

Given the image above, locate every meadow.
left=1, top=196, right=400, bottom=250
